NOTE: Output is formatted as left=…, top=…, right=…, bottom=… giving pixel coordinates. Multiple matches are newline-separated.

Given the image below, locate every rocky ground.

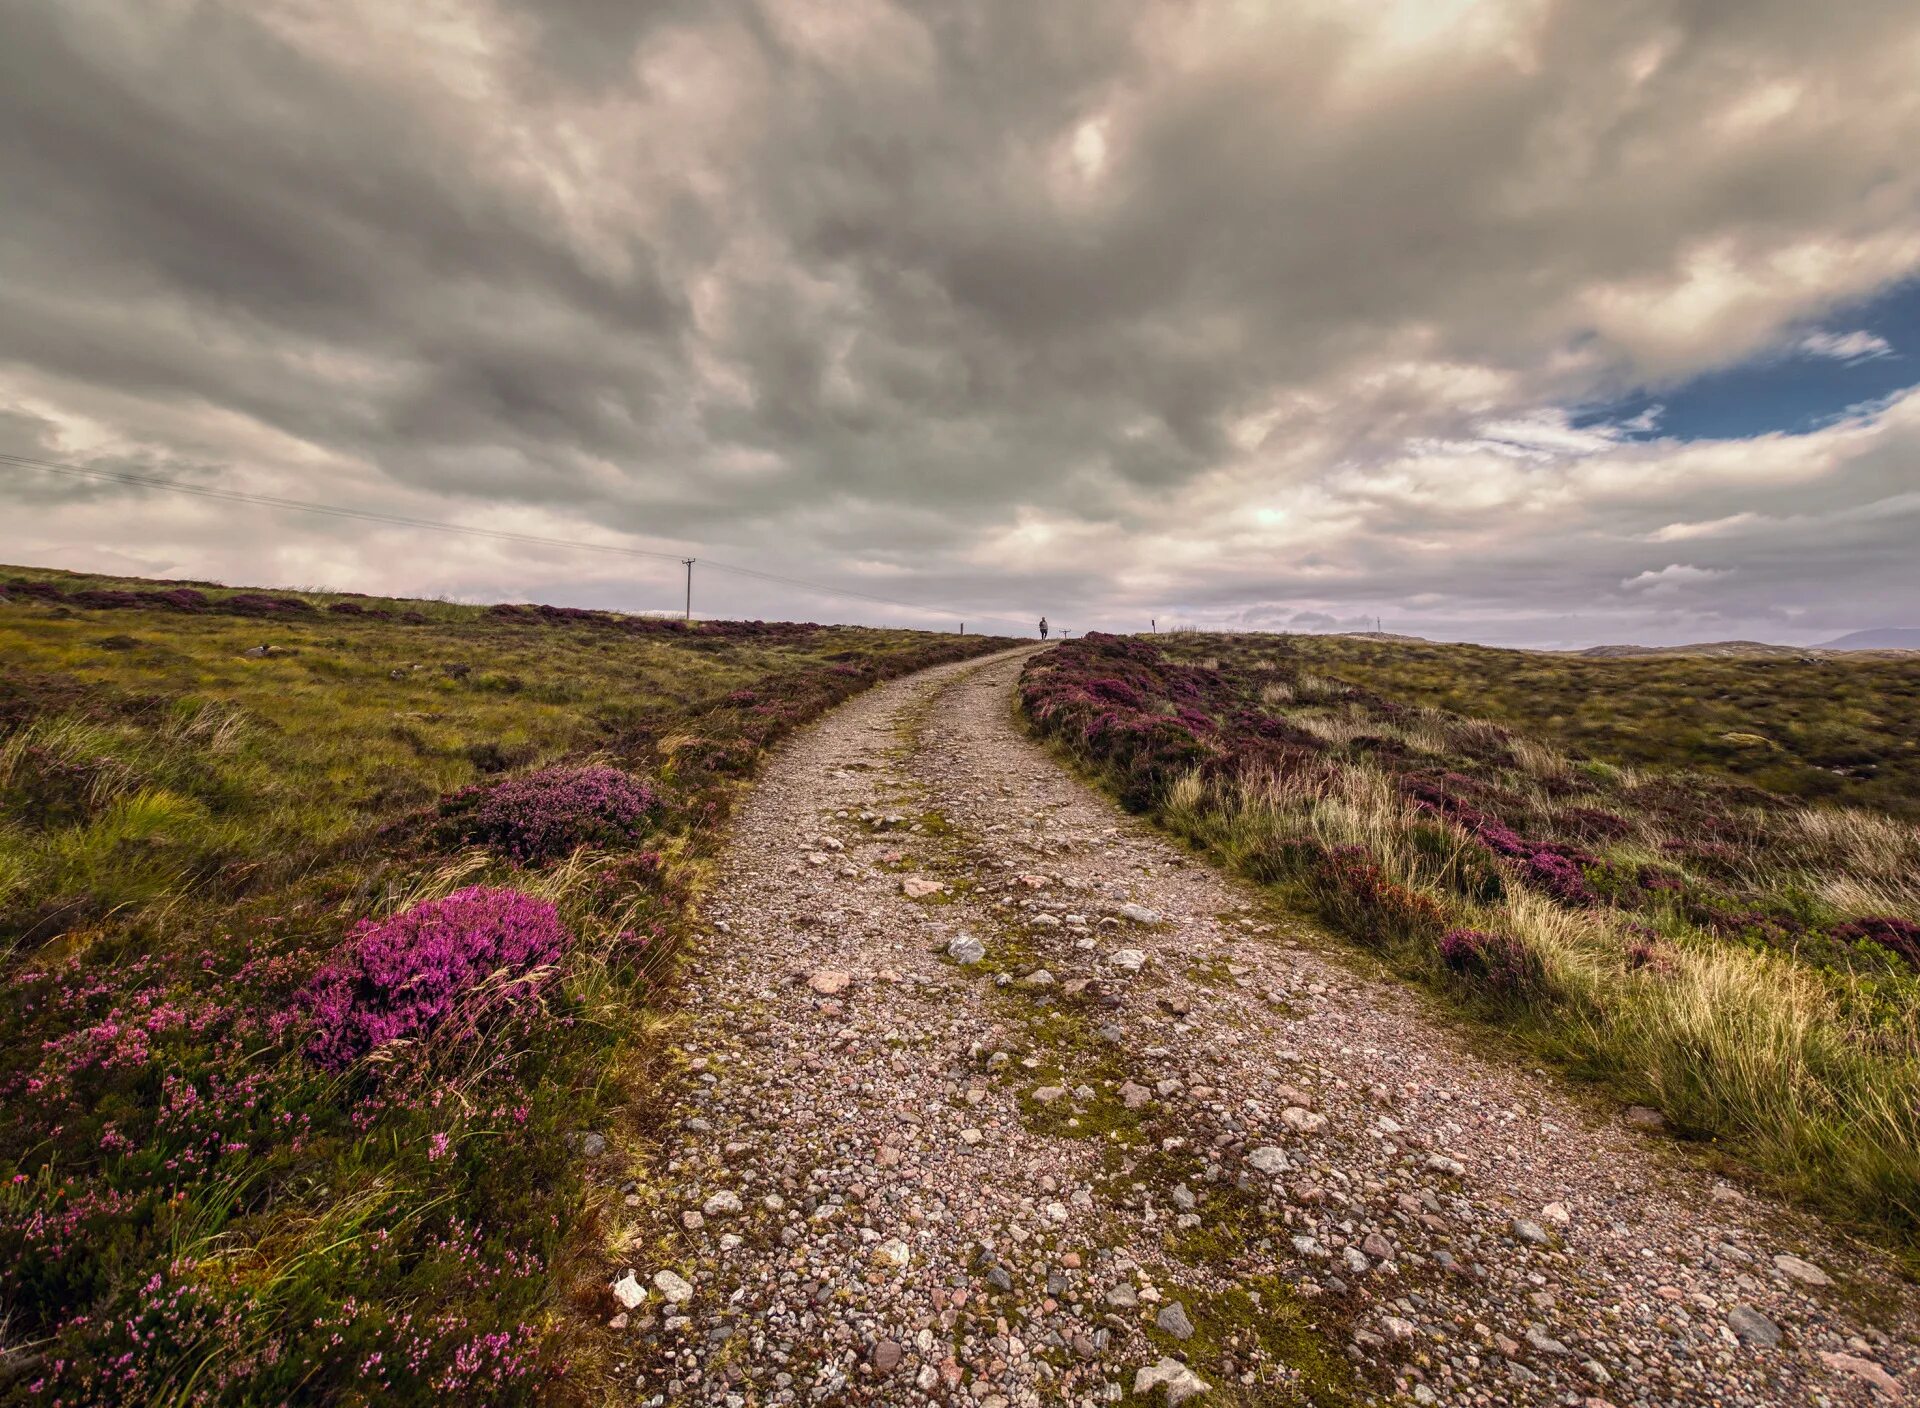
left=605, top=649, right=1917, bottom=1406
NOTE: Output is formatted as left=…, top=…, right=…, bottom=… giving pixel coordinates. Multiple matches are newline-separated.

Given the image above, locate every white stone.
left=947, top=935, right=987, bottom=964
left=653, top=1269, right=694, bottom=1305
left=1247, top=1146, right=1290, bottom=1174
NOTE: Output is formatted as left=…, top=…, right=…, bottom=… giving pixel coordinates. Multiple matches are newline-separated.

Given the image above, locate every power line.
left=0, top=451, right=1034, bottom=631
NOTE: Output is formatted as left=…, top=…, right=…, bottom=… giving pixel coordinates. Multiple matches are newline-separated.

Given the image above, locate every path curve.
left=615, top=649, right=1916, bottom=1407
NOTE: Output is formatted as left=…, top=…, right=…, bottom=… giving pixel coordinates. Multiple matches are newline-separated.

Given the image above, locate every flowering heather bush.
left=1521, top=847, right=1598, bottom=906
left=147, top=585, right=210, bottom=609
left=69, top=587, right=146, bottom=608
left=301, top=887, right=571, bottom=1069
left=1438, top=927, right=1546, bottom=998
left=443, top=763, right=657, bottom=864
left=224, top=591, right=316, bottom=615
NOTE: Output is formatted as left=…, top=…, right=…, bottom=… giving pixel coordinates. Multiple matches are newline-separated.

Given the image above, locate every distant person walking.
left=1038, top=616, right=1049, bottom=641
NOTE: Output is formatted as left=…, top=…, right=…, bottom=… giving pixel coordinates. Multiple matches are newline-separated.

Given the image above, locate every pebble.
left=1156, top=1301, right=1195, bottom=1339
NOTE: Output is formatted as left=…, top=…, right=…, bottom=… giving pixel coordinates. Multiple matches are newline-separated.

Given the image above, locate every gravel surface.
left=611, top=649, right=1917, bottom=1406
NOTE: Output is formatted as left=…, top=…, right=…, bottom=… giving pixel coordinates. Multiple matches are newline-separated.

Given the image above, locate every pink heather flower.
left=429, top=1132, right=451, bottom=1161
left=298, top=887, right=571, bottom=1069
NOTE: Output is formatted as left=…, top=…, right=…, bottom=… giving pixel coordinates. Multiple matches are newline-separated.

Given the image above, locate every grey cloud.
left=2, top=0, right=1920, bottom=640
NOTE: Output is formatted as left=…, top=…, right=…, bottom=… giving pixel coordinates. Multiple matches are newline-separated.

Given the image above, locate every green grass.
left=0, top=563, right=1008, bottom=1405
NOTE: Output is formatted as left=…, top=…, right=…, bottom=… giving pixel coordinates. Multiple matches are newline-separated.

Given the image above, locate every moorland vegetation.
left=0, top=564, right=1005, bottom=1404
left=1021, top=633, right=1920, bottom=1251
left=1272, top=633, right=1920, bottom=819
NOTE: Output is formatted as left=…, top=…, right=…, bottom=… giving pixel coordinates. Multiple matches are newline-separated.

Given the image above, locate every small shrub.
left=299, top=886, right=570, bottom=1069
left=1438, top=927, right=1546, bottom=998
left=1307, top=845, right=1447, bottom=947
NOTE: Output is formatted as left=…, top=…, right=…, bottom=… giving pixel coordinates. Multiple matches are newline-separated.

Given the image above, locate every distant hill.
left=1817, top=627, right=1920, bottom=651
left=1575, top=640, right=1808, bottom=659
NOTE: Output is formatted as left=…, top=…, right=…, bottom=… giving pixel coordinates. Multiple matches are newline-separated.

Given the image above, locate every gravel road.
left=610, top=648, right=1916, bottom=1407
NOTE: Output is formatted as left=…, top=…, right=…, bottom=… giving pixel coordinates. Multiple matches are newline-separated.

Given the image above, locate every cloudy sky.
left=3, top=0, right=1918, bottom=645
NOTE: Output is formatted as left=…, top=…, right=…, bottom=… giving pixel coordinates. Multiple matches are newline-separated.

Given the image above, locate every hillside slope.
left=0, top=563, right=1007, bottom=1404
left=1262, top=631, right=1920, bottom=819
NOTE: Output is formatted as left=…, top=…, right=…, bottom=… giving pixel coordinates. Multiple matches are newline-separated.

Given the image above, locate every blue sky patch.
left=1578, top=277, right=1920, bottom=442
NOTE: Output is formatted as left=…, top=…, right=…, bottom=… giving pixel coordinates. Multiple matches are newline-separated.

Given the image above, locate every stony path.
left=611, top=649, right=1917, bottom=1407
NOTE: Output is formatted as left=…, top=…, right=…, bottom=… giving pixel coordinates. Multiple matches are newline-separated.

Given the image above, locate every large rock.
left=807, top=969, right=852, bottom=995
left=901, top=877, right=946, bottom=898
left=1109, top=948, right=1147, bottom=972
left=1726, top=1304, right=1780, bottom=1348
left=1817, top=1351, right=1903, bottom=1397
left=1156, top=1302, right=1195, bottom=1339
left=1117, top=903, right=1162, bottom=924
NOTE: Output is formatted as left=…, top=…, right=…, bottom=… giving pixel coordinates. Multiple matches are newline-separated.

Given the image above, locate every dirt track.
left=614, top=648, right=1916, bottom=1407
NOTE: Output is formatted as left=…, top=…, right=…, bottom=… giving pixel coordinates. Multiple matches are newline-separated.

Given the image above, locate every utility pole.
left=682, top=558, right=695, bottom=620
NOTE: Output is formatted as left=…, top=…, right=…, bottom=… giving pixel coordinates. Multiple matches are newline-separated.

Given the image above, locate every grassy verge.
left=0, top=563, right=1007, bottom=1404
left=1019, top=633, right=1920, bottom=1258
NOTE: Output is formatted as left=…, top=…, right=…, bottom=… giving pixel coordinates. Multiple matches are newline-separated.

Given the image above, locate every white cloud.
left=1620, top=563, right=1731, bottom=595
left=1646, top=512, right=1761, bottom=543
left=1796, top=329, right=1894, bottom=363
